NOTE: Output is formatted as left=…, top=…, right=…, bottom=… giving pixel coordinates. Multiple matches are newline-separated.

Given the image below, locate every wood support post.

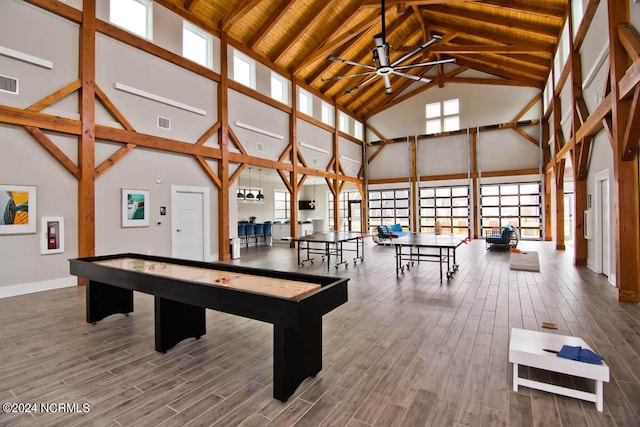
left=570, top=37, right=588, bottom=265
left=470, top=130, right=479, bottom=239
left=218, top=32, right=230, bottom=260
left=333, top=103, right=340, bottom=231
left=544, top=170, right=553, bottom=241
left=552, top=93, right=566, bottom=250
left=78, top=0, right=96, bottom=266
left=608, top=0, right=640, bottom=302
left=411, top=136, right=418, bottom=233
left=290, top=81, right=299, bottom=243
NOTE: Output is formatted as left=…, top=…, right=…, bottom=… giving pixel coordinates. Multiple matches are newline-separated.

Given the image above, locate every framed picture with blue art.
left=122, top=188, right=150, bottom=228
left=0, top=185, right=37, bottom=235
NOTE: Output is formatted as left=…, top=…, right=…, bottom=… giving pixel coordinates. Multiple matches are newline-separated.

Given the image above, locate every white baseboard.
left=0, top=276, right=77, bottom=299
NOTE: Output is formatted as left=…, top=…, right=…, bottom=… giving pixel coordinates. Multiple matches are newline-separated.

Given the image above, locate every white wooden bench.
left=509, top=328, right=609, bottom=411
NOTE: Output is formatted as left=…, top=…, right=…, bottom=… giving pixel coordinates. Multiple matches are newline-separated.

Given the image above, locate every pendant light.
left=237, top=168, right=245, bottom=200
left=246, top=167, right=255, bottom=199
left=256, top=168, right=265, bottom=201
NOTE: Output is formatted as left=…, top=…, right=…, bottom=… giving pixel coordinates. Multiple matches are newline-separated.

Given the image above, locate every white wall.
left=0, top=1, right=221, bottom=293
left=228, top=90, right=289, bottom=159
left=366, top=83, right=542, bottom=182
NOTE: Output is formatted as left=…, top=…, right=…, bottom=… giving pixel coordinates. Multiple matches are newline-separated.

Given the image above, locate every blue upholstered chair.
left=238, top=223, right=246, bottom=247
left=254, top=223, right=264, bottom=245
left=245, top=223, right=255, bottom=247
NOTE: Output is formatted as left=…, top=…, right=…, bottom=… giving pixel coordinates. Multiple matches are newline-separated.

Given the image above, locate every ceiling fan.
left=323, top=0, right=454, bottom=95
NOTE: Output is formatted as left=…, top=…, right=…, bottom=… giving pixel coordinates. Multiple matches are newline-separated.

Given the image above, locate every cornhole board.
left=510, top=251, right=540, bottom=271
left=509, top=328, right=609, bottom=411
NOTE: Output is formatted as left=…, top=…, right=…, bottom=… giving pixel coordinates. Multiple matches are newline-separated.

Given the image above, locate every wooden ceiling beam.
left=426, top=45, right=548, bottom=54
left=184, top=0, right=200, bottom=12
left=270, top=1, right=335, bottom=64
left=221, top=0, right=263, bottom=32
left=296, top=9, right=385, bottom=71
left=362, top=0, right=481, bottom=6
left=248, top=0, right=296, bottom=49
left=479, top=0, right=566, bottom=20
left=454, top=55, right=545, bottom=85
left=424, top=5, right=560, bottom=40
left=291, top=1, right=365, bottom=72
left=431, top=76, right=535, bottom=87
left=426, top=19, right=555, bottom=53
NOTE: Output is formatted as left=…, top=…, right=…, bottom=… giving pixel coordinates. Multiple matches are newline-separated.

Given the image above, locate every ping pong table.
left=287, top=232, right=365, bottom=270
left=381, top=233, right=468, bottom=281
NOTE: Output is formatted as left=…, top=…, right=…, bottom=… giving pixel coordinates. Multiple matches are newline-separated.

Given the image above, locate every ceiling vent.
left=0, top=74, right=18, bottom=94
left=157, top=116, right=171, bottom=130
left=256, top=142, right=264, bottom=152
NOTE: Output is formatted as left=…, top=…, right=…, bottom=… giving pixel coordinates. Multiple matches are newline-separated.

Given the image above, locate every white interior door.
left=172, top=186, right=210, bottom=261
left=600, top=179, right=609, bottom=277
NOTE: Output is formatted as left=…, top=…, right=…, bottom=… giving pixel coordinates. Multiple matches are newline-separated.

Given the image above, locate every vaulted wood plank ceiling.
left=156, top=0, right=568, bottom=120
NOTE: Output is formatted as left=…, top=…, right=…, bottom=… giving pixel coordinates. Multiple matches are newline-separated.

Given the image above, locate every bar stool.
left=237, top=223, right=246, bottom=247
left=254, top=223, right=264, bottom=245
left=263, top=222, right=272, bottom=246
left=245, top=223, right=255, bottom=247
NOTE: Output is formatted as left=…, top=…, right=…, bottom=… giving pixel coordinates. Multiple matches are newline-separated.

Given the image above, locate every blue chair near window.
left=245, top=223, right=255, bottom=247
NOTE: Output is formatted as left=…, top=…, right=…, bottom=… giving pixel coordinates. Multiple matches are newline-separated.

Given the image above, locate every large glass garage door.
left=368, top=189, right=410, bottom=233
left=480, top=182, right=542, bottom=239
left=419, top=185, right=470, bottom=235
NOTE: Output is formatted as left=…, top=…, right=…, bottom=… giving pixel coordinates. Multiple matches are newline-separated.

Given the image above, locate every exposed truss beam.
left=221, top=0, right=263, bottom=32
left=248, top=0, right=297, bottom=49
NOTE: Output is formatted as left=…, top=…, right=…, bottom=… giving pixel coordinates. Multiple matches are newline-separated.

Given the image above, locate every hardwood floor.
left=1, top=240, right=639, bottom=426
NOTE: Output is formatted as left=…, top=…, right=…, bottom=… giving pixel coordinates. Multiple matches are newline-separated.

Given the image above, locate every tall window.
left=274, top=190, right=290, bottom=221
left=298, top=88, right=312, bottom=116
left=419, top=186, right=469, bottom=234
left=183, top=22, right=212, bottom=68
left=329, top=191, right=361, bottom=231
left=426, top=98, right=459, bottom=134
left=338, top=112, right=349, bottom=133
left=110, top=0, right=153, bottom=39
left=321, top=101, right=334, bottom=126
left=233, top=50, right=255, bottom=89
left=354, top=121, right=363, bottom=140
left=480, top=182, right=542, bottom=239
left=271, top=71, right=288, bottom=104
left=368, top=189, right=410, bottom=233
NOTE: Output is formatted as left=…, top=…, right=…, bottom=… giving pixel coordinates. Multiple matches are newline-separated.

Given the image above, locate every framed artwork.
left=122, top=189, right=150, bottom=227
left=0, top=185, right=36, bottom=235
left=41, top=216, right=64, bottom=254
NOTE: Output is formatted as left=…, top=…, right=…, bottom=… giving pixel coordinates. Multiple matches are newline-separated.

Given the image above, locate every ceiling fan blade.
left=393, top=58, right=455, bottom=71
left=383, top=75, right=392, bottom=94
left=327, top=56, right=376, bottom=70
left=345, top=75, right=380, bottom=95
left=391, top=70, right=432, bottom=84
left=321, top=71, right=376, bottom=82
left=390, top=35, right=442, bottom=68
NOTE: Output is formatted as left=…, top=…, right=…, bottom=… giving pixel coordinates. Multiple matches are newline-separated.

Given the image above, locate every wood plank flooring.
left=1, top=240, right=639, bottom=426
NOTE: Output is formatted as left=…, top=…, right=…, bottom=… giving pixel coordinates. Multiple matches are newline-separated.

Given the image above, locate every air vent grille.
left=256, top=143, right=264, bottom=152
left=0, top=74, right=18, bottom=94
left=157, top=116, right=171, bottom=130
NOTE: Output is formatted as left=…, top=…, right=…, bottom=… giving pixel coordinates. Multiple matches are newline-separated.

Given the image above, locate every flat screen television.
left=298, top=200, right=315, bottom=210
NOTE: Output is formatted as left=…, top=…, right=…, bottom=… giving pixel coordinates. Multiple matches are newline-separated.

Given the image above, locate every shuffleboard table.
left=69, top=253, right=349, bottom=402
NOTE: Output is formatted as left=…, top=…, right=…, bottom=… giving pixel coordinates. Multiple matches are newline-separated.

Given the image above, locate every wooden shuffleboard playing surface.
left=95, top=257, right=320, bottom=300
left=70, top=253, right=349, bottom=402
